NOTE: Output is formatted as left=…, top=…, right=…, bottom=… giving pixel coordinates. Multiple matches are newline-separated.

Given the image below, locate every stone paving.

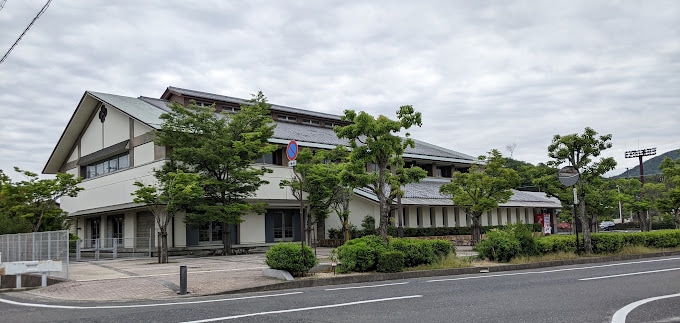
left=3, top=246, right=477, bottom=302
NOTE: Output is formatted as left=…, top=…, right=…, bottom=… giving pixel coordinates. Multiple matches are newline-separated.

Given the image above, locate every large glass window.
left=83, top=152, right=130, bottom=178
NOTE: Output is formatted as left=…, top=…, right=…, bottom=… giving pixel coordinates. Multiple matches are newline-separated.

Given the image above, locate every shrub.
left=389, top=238, right=437, bottom=267
left=430, top=239, right=455, bottom=258
left=376, top=250, right=405, bottom=273
left=336, top=235, right=387, bottom=272
left=265, top=243, right=317, bottom=276
left=591, top=233, right=624, bottom=254
left=509, top=223, right=539, bottom=257
left=474, top=229, right=521, bottom=262
left=536, top=235, right=577, bottom=254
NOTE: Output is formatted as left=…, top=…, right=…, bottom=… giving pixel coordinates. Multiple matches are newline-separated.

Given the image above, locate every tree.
left=155, top=92, right=276, bottom=255
left=279, top=146, right=349, bottom=244
left=440, top=150, right=520, bottom=244
left=334, top=106, right=427, bottom=243
left=547, top=127, right=616, bottom=253
left=658, top=157, right=680, bottom=228
left=0, top=168, right=83, bottom=233
left=132, top=171, right=203, bottom=263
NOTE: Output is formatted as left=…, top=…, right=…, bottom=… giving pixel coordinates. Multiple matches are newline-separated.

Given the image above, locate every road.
left=1, top=255, right=679, bottom=322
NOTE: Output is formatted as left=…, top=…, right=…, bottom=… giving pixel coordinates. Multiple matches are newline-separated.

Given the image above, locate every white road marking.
left=611, top=293, right=680, bottom=323
left=427, top=257, right=680, bottom=283
left=325, top=282, right=410, bottom=291
left=579, top=267, right=680, bottom=281
left=181, top=295, right=423, bottom=322
left=0, top=291, right=302, bottom=309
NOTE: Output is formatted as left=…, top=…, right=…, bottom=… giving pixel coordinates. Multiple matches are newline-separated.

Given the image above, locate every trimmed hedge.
left=386, top=224, right=541, bottom=238
left=265, top=243, right=318, bottom=276
left=377, top=251, right=405, bottom=273
left=335, top=236, right=454, bottom=272
left=474, top=229, right=521, bottom=262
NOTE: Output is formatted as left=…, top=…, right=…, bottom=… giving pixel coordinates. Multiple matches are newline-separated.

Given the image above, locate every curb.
left=215, top=250, right=680, bottom=295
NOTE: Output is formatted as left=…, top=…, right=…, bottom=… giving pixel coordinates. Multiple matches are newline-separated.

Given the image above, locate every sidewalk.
left=3, top=247, right=477, bottom=302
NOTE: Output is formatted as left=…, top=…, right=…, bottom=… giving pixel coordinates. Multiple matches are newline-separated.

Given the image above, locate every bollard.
left=179, top=265, right=187, bottom=295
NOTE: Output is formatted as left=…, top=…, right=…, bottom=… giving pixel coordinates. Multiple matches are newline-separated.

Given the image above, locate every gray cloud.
left=1, top=0, right=678, bottom=180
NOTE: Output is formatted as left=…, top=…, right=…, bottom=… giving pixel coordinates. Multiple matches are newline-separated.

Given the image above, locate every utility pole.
left=625, top=148, right=656, bottom=231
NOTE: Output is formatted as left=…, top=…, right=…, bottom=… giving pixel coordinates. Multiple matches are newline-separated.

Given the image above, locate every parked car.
left=599, top=221, right=616, bottom=231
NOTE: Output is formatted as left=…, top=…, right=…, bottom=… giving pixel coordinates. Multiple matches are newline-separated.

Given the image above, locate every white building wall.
left=134, top=142, right=155, bottom=165
left=81, top=117, right=103, bottom=156
left=103, top=108, right=130, bottom=148
left=240, top=213, right=266, bottom=244
left=68, top=147, right=79, bottom=163
left=123, top=211, right=136, bottom=248
left=174, top=212, right=187, bottom=248
left=134, top=120, right=151, bottom=137
left=254, top=166, right=300, bottom=200
left=61, top=160, right=163, bottom=214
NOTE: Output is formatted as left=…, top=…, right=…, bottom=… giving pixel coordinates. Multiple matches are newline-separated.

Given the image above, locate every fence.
left=75, top=229, right=155, bottom=261
left=0, top=230, right=69, bottom=279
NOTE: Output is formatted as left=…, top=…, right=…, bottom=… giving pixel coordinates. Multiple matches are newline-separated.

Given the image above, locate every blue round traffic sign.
left=286, top=140, right=298, bottom=161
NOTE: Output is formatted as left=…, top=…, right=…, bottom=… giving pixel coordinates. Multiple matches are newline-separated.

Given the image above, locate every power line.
left=0, top=0, right=52, bottom=65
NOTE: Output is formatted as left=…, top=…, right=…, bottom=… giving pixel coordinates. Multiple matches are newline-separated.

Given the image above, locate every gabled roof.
left=44, top=87, right=478, bottom=173
left=43, top=91, right=163, bottom=174
left=354, top=178, right=562, bottom=208
left=162, top=86, right=343, bottom=121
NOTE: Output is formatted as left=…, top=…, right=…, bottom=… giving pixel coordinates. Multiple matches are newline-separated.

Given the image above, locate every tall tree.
left=279, top=146, right=349, bottom=243
left=155, top=92, right=276, bottom=254
left=6, top=168, right=83, bottom=233
left=440, top=150, right=520, bottom=244
left=334, top=106, right=427, bottom=243
left=547, top=127, right=616, bottom=253
left=658, top=157, right=680, bottom=228
left=132, top=170, right=203, bottom=263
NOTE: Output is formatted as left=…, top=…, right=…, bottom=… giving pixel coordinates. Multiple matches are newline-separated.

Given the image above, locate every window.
left=192, top=101, right=213, bottom=108
left=324, top=122, right=339, bottom=128
left=302, top=118, right=320, bottom=125
left=83, top=153, right=130, bottom=178
left=278, top=114, right=297, bottom=122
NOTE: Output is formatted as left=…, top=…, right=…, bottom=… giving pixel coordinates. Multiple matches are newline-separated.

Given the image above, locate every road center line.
left=611, top=293, right=680, bottom=323
left=181, top=295, right=423, bottom=322
left=325, top=282, right=409, bottom=291
left=579, top=267, right=680, bottom=281
left=427, top=257, right=680, bottom=283
left=0, top=291, right=302, bottom=309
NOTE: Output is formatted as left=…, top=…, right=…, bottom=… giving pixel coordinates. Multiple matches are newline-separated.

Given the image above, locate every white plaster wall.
left=173, top=212, right=187, bottom=248
left=240, top=213, right=266, bottom=244
left=60, top=160, right=163, bottom=214
left=134, top=142, right=155, bottom=165
left=66, top=168, right=78, bottom=176
left=81, top=117, right=103, bottom=156
left=68, top=147, right=79, bottom=163
left=124, top=211, right=136, bottom=248
left=103, top=108, right=129, bottom=147
left=325, top=196, right=378, bottom=233
left=404, top=206, right=415, bottom=228
left=134, top=120, right=152, bottom=137
left=255, top=166, right=300, bottom=200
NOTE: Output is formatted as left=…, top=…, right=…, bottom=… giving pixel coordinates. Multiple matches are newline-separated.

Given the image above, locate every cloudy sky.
left=1, top=0, right=678, bottom=180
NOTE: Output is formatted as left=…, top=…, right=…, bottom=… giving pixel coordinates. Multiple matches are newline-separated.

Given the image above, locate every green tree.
left=583, top=177, right=618, bottom=225
left=440, top=149, right=520, bottom=244
left=280, top=146, right=349, bottom=243
left=0, top=168, right=82, bottom=233
left=547, top=127, right=616, bottom=253
left=616, top=178, right=652, bottom=230
left=132, top=171, right=204, bottom=263
left=334, top=107, right=427, bottom=243
left=658, top=157, right=680, bottom=228
left=155, top=92, right=276, bottom=255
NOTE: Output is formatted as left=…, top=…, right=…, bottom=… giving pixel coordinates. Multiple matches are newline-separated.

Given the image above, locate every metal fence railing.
left=0, top=230, right=69, bottom=279
left=75, top=229, right=155, bottom=261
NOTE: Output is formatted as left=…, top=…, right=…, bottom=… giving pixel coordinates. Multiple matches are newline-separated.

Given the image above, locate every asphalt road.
left=1, top=255, right=679, bottom=323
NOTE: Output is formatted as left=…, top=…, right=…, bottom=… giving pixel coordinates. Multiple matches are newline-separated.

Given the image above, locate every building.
left=43, top=87, right=561, bottom=251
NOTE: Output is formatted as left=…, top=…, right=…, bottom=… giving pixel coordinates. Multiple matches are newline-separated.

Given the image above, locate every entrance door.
left=273, top=211, right=294, bottom=242
left=88, top=217, right=100, bottom=248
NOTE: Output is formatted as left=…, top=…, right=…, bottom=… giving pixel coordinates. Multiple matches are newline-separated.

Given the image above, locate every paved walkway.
left=2, top=247, right=477, bottom=302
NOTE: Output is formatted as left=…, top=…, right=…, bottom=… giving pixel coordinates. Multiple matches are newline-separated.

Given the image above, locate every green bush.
left=509, top=223, right=539, bottom=257
left=536, top=235, right=578, bottom=254
left=591, top=233, right=624, bottom=254
left=475, top=229, right=521, bottom=262
left=429, top=239, right=455, bottom=258
left=385, top=224, right=540, bottom=238
left=647, top=230, right=680, bottom=248
left=390, top=238, right=437, bottom=267
left=336, top=235, right=387, bottom=272
left=377, top=250, right=405, bottom=273
left=265, top=243, right=317, bottom=276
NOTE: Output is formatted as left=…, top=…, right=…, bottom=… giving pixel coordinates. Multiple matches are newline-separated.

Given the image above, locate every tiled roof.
left=166, top=86, right=343, bottom=121
left=89, top=92, right=165, bottom=128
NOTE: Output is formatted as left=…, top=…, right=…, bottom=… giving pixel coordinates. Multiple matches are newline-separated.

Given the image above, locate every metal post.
left=113, top=238, right=118, bottom=259
left=95, top=238, right=100, bottom=261
left=48, top=231, right=52, bottom=260
left=149, top=228, right=153, bottom=258
left=179, top=265, right=187, bottom=295
left=573, top=188, right=580, bottom=254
